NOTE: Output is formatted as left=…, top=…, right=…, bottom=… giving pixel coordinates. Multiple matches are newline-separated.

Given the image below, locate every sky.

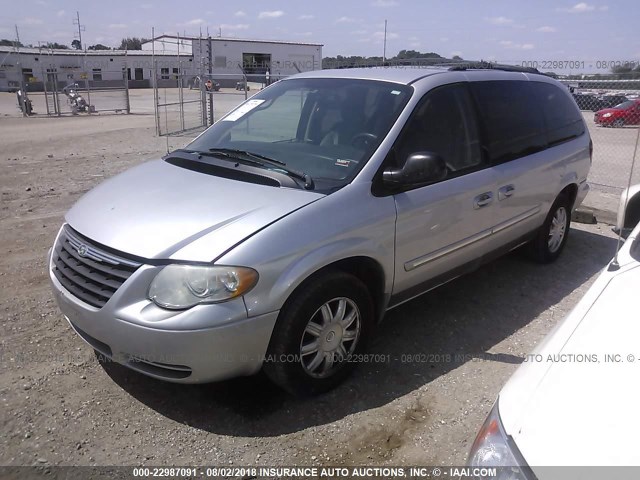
left=1, top=0, right=639, bottom=71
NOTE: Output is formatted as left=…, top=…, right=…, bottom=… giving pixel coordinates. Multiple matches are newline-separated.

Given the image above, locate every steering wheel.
left=350, top=132, right=378, bottom=148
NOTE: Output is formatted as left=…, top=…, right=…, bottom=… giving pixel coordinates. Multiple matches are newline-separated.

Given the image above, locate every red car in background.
left=594, top=99, right=640, bottom=127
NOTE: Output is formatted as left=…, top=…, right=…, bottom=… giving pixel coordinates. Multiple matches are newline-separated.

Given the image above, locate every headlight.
left=468, top=401, right=531, bottom=479
left=148, top=265, right=258, bottom=309
left=603, top=112, right=613, bottom=118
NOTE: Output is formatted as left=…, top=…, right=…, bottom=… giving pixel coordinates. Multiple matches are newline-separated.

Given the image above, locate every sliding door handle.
left=474, top=192, right=494, bottom=209
left=498, top=185, right=515, bottom=201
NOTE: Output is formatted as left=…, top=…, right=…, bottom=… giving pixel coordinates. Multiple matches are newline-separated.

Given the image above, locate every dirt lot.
left=0, top=103, right=621, bottom=469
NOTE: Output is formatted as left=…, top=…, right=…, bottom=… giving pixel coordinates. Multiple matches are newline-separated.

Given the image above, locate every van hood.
left=65, top=159, right=324, bottom=262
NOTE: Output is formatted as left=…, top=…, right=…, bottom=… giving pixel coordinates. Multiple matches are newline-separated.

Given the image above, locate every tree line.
left=0, top=37, right=150, bottom=51
left=321, top=50, right=464, bottom=69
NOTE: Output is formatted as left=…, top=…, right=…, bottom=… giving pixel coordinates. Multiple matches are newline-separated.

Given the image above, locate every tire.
left=526, top=194, right=572, bottom=263
left=612, top=119, right=625, bottom=128
left=263, top=271, right=374, bottom=396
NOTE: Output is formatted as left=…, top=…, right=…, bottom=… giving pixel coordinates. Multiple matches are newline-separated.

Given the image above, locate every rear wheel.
left=264, top=271, right=373, bottom=396
left=526, top=194, right=572, bottom=263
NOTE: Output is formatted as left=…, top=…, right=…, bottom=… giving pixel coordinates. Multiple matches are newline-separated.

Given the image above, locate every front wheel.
left=526, top=194, right=571, bottom=263
left=263, top=271, right=373, bottom=396
left=612, top=119, right=625, bottom=128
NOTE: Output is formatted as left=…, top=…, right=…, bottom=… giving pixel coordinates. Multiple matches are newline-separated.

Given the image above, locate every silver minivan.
left=48, top=66, right=591, bottom=395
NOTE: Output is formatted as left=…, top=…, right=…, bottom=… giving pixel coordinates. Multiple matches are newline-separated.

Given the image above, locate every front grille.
left=52, top=225, right=141, bottom=308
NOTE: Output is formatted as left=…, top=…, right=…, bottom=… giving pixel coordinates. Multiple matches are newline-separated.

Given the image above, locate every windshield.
left=186, top=78, right=412, bottom=192
left=614, top=100, right=635, bottom=109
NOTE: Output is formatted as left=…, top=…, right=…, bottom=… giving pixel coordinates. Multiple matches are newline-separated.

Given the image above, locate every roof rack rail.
left=449, top=62, right=540, bottom=74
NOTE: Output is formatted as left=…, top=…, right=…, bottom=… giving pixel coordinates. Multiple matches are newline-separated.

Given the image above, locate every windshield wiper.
left=206, top=148, right=315, bottom=190
left=173, top=148, right=315, bottom=190
left=208, top=148, right=286, bottom=165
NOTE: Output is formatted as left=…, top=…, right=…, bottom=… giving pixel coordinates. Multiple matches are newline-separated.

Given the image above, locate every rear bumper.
left=48, top=249, right=279, bottom=384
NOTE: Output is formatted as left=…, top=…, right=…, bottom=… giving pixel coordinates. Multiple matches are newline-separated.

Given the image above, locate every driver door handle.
left=473, top=192, right=494, bottom=209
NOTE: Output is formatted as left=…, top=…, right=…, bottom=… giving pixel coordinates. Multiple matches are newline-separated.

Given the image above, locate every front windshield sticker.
left=390, top=90, right=402, bottom=95
left=222, top=99, right=266, bottom=122
left=335, top=159, right=351, bottom=167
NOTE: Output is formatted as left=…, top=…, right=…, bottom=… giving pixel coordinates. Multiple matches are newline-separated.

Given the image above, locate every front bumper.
left=48, top=248, right=279, bottom=383
left=594, top=115, right=614, bottom=125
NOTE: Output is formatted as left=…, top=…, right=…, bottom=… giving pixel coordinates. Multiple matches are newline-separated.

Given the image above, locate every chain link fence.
left=558, top=79, right=640, bottom=195
left=4, top=69, right=131, bottom=117
left=35, top=66, right=130, bottom=116
left=154, top=73, right=205, bottom=136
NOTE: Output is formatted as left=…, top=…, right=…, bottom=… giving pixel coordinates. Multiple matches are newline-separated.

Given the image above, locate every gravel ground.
left=0, top=105, right=620, bottom=471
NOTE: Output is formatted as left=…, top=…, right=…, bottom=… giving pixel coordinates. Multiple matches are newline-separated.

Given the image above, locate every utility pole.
left=73, top=11, right=85, bottom=49
left=74, top=11, right=90, bottom=108
left=207, top=35, right=213, bottom=125
left=383, top=19, right=387, bottom=64
left=218, top=26, right=222, bottom=37
left=14, top=24, right=28, bottom=117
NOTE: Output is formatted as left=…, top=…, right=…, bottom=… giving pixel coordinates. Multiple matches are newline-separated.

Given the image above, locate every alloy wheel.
left=299, top=297, right=361, bottom=378
left=548, top=206, right=568, bottom=253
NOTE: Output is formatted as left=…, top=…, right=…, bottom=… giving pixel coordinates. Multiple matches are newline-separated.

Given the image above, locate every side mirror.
left=382, top=152, right=447, bottom=189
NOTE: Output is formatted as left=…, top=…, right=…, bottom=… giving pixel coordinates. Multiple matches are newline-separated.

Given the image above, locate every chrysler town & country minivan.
left=48, top=66, right=591, bottom=395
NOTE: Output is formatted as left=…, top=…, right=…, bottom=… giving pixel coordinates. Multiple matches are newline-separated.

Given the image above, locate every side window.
left=470, top=81, right=547, bottom=164
left=532, top=82, right=585, bottom=145
left=395, top=83, right=482, bottom=176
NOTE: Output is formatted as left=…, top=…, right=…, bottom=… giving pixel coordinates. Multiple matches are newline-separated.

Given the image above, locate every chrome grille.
left=52, top=225, right=141, bottom=308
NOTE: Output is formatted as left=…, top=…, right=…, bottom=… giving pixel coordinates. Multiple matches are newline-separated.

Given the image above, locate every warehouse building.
left=0, top=35, right=322, bottom=92
left=142, top=35, right=323, bottom=78
left=0, top=46, right=175, bottom=92
left=142, top=34, right=322, bottom=88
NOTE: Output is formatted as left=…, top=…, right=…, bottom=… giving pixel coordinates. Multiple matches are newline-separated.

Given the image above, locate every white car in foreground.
left=468, top=186, right=640, bottom=478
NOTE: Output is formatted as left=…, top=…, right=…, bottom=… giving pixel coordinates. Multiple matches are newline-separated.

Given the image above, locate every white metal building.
left=0, top=46, right=181, bottom=91
left=0, top=35, right=322, bottom=91
left=142, top=35, right=323, bottom=78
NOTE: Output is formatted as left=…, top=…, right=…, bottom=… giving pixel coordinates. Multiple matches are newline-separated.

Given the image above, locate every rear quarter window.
left=531, top=81, right=585, bottom=146
left=470, top=81, right=547, bottom=164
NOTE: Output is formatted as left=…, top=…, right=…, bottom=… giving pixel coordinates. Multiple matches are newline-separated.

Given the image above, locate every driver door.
left=390, top=83, right=499, bottom=302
